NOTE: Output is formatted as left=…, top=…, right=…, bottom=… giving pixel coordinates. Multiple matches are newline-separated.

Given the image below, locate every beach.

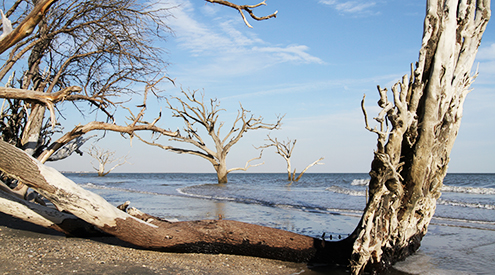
left=0, top=212, right=310, bottom=275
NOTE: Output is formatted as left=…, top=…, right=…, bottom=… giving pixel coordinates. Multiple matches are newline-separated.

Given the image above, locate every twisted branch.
left=205, top=0, right=277, bottom=28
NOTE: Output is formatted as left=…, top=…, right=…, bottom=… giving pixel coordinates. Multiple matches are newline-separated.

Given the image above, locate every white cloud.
left=319, top=0, right=377, bottom=14
left=165, top=0, right=323, bottom=66
left=253, top=45, right=324, bottom=64
left=476, top=43, right=495, bottom=60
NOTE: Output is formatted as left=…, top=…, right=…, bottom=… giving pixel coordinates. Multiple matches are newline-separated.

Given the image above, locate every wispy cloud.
left=476, top=43, right=495, bottom=60
left=319, top=0, right=377, bottom=14
left=164, top=0, right=323, bottom=71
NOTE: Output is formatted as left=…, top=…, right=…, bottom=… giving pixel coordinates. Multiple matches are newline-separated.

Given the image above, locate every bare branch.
left=38, top=119, right=178, bottom=164
left=258, top=134, right=323, bottom=181
left=86, top=144, right=130, bottom=176
left=293, top=157, right=324, bottom=182
left=0, top=0, right=58, bottom=54
left=205, top=0, right=277, bottom=28
left=227, top=149, right=264, bottom=173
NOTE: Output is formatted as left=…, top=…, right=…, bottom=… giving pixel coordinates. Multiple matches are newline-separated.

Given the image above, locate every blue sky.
left=50, top=0, right=495, bottom=173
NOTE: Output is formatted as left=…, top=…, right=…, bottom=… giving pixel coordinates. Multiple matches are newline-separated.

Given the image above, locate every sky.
left=48, top=0, right=495, bottom=174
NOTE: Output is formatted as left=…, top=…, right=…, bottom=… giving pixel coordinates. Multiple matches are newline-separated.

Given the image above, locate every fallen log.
left=0, top=139, right=352, bottom=264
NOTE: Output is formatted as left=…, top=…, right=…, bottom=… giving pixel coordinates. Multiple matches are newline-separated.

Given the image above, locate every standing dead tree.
left=256, top=135, right=324, bottom=182
left=350, top=0, right=491, bottom=273
left=137, top=90, right=283, bottom=183
left=86, top=144, right=130, bottom=176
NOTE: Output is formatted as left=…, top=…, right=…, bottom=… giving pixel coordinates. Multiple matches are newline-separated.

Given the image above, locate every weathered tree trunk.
left=350, top=1, right=491, bottom=273
left=215, top=160, right=229, bottom=184
left=0, top=187, right=106, bottom=237
left=0, top=139, right=348, bottom=263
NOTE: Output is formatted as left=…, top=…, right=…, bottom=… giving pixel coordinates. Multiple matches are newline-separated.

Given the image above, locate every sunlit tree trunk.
left=350, top=1, right=491, bottom=273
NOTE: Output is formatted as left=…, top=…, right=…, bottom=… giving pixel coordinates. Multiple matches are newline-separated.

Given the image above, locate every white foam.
left=437, top=198, right=495, bottom=210
left=326, top=186, right=366, bottom=196
left=441, top=185, right=495, bottom=195
left=350, top=179, right=370, bottom=186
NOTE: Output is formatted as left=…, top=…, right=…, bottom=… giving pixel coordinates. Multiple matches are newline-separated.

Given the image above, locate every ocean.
left=63, top=172, right=495, bottom=274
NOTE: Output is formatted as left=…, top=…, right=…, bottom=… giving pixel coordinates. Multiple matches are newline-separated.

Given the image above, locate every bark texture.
left=351, top=1, right=490, bottom=273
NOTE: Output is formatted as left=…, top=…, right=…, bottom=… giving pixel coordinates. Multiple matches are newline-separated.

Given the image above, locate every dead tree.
left=0, top=0, right=175, bottom=197
left=256, top=135, right=324, bottom=182
left=86, top=144, right=129, bottom=176
left=137, top=90, right=283, bottom=183
left=0, top=0, right=172, bottom=156
left=350, top=1, right=491, bottom=273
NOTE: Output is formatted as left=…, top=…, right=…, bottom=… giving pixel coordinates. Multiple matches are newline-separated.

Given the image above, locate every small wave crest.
left=437, top=198, right=495, bottom=210
left=176, top=187, right=237, bottom=202
left=79, top=182, right=163, bottom=196
left=441, top=185, right=495, bottom=195
left=351, top=179, right=370, bottom=186
left=326, top=186, right=366, bottom=196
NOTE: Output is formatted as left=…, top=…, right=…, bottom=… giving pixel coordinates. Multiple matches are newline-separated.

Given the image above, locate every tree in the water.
left=137, top=89, right=283, bottom=183
left=86, top=143, right=129, bottom=176
left=0, top=1, right=491, bottom=275
left=256, top=135, right=324, bottom=182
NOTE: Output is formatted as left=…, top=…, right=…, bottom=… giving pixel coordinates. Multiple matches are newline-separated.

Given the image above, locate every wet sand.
left=0, top=212, right=311, bottom=275
left=4, top=210, right=493, bottom=274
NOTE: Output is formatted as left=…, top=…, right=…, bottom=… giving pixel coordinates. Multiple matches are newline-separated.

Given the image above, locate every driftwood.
left=0, top=139, right=353, bottom=264
left=0, top=1, right=491, bottom=274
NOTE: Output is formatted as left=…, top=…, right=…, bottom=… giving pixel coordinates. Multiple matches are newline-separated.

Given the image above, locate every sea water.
left=63, top=172, right=495, bottom=274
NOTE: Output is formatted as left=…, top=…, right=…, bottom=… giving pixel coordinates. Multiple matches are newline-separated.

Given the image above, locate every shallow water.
left=63, top=172, right=495, bottom=274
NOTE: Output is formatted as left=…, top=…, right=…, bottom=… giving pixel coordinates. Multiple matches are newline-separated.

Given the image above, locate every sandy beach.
left=0, top=212, right=326, bottom=275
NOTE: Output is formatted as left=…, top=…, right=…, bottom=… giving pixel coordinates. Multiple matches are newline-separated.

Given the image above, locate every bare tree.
left=0, top=0, right=177, bottom=197
left=256, top=135, right=324, bottom=182
left=137, top=90, right=283, bottom=183
left=0, top=0, right=173, bottom=155
left=86, top=143, right=129, bottom=176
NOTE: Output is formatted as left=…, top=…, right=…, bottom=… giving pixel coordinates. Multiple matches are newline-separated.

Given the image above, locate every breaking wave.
left=326, top=186, right=366, bottom=197
left=437, top=198, right=495, bottom=210
left=441, top=185, right=495, bottom=195
left=350, top=179, right=369, bottom=186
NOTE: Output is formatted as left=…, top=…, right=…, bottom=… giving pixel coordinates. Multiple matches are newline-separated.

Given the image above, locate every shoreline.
left=2, top=211, right=494, bottom=274
left=0, top=212, right=320, bottom=275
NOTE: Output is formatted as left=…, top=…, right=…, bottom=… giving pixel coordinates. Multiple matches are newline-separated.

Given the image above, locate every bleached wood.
left=354, top=1, right=490, bottom=273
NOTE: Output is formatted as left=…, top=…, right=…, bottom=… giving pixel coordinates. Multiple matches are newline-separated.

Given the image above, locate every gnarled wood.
left=0, top=0, right=58, bottom=54
left=353, top=1, right=491, bottom=273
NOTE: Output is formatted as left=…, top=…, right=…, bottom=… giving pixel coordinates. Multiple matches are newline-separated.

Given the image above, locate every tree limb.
left=0, top=0, right=59, bottom=54
left=227, top=149, right=264, bottom=173
left=205, top=0, right=277, bottom=28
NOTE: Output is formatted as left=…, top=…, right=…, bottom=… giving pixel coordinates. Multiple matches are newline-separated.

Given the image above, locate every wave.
left=326, top=186, right=366, bottom=197
left=176, top=187, right=237, bottom=202
left=80, top=183, right=165, bottom=196
left=351, top=179, right=370, bottom=186
left=441, top=185, right=495, bottom=195
left=437, top=198, right=495, bottom=210
left=348, top=179, right=495, bottom=196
